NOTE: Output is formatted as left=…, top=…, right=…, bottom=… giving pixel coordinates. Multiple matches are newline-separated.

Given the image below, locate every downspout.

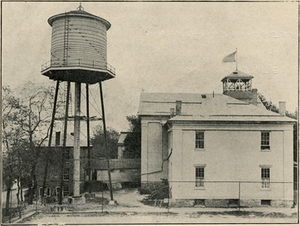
left=141, top=101, right=179, bottom=176
left=140, top=148, right=173, bottom=176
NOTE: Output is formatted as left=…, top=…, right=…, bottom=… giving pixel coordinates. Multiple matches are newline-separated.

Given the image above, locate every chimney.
left=176, top=100, right=182, bottom=115
left=279, top=101, right=286, bottom=116
left=170, top=108, right=175, bottom=117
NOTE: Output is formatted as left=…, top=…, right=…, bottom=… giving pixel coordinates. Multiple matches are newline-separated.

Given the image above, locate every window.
left=261, top=132, right=270, bottom=150
left=63, top=186, right=69, bottom=197
left=45, top=187, right=51, bottom=197
left=261, top=168, right=270, bottom=188
left=92, top=170, right=97, bottom=181
left=55, top=187, right=61, bottom=197
left=55, top=131, right=61, bottom=146
left=261, top=200, right=271, bottom=206
left=63, top=149, right=70, bottom=160
left=195, top=131, right=204, bottom=149
left=63, top=168, right=70, bottom=181
left=39, top=187, right=50, bottom=197
left=194, top=199, right=205, bottom=206
left=195, top=167, right=205, bottom=187
left=39, top=187, right=43, bottom=197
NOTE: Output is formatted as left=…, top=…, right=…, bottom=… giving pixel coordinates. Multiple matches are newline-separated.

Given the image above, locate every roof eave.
left=168, top=118, right=296, bottom=124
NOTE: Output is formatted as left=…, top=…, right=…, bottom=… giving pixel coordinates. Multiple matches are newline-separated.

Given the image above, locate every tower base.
left=109, top=200, right=118, bottom=205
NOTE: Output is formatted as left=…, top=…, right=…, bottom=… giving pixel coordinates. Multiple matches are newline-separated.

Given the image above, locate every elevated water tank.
left=41, top=7, right=115, bottom=84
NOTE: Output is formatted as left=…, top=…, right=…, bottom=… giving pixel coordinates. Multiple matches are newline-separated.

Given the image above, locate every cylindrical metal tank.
left=49, top=9, right=110, bottom=68
left=41, top=8, right=115, bottom=84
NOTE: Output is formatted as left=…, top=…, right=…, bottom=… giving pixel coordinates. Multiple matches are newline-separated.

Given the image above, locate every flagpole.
left=236, top=48, right=238, bottom=71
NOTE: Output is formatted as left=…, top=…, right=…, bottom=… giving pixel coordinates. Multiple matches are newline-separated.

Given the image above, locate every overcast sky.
left=2, top=2, right=298, bottom=132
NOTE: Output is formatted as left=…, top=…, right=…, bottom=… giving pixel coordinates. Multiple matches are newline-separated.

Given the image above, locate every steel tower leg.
left=99, top=82, right=114, bottom=202
left=73, top=82, right=81, bottom=197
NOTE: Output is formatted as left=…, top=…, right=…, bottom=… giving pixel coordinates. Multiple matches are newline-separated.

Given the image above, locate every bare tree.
left=2, top=83, right=63, bottom=207
left=2, top=86, right=28, bottom=215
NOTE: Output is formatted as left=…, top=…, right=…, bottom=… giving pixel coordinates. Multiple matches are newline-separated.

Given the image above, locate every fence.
left=2, top=180, right=296, bottom=223
left=142, top=180, right=296, bottom=208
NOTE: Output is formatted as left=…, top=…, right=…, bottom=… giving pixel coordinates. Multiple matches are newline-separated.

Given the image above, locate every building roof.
left=48, top=9, right=111, bottom=30
left=91, top=158, right=140, bottom=170
left=221, top=70, right=254, bottom=82
left=138, top=92, right=295, bottom=123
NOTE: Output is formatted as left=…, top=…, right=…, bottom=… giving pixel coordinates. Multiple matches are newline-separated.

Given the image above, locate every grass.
left=86, top=196, right=109, bottom=205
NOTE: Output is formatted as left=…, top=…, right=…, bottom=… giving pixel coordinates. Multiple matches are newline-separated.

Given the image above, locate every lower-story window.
left=39, top=187, right=43, bottom=197
left=195, top=166, right=205, bottom=187
left=261, top=200, right=271, bottom=206
left=63, top=168, right=70, bottom=181
left=63, top=186, right=70, bottom=197
left=261, top=167, right=270, bottom=188
left=45, top=187, right=51, bottom=197
left=55, top=187, right=61, bottom=197
left=39, top=187, right=50, bottom=197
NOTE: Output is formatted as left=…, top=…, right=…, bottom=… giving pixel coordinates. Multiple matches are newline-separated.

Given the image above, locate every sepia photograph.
left=1, top=1, right=299, bottom=225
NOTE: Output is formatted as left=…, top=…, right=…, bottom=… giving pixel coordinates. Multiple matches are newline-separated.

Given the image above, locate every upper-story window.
left=195, top=131, right=204, bottom=149
left=55, top=131, right=61, bottom=146
left=261, top=132, right=270, bottom=150
left=64, top=149, right=70, bottom=161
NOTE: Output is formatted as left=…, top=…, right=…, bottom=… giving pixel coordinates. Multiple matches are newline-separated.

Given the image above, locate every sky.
left=2, top=1, right=298, bottom=132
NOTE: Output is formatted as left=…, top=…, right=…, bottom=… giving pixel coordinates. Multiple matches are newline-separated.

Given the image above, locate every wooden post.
left=238, top=181, right=241, bottom=211
left=86, top=84, right=91, bottom=185
left=42, top=80, right=60, bottom=201
left=59, top=81, right=70, bottom=204
left=99, top=82, right=114, bottom=201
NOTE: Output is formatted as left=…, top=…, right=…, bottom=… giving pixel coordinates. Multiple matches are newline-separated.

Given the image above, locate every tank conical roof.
left=221, top=70, right=254, bottom=82
left=48, top=8, right=111, bottom=30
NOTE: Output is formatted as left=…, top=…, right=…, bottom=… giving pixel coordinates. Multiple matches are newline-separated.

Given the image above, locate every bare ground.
left=19, top=188, right=298, bottom=224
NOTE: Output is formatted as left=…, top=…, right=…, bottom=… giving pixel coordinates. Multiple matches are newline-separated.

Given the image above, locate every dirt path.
left=107, top=188, right=146, bottom=207
left=24, top=211, right=298, bottom=224
left=17, top=188, right=298, bottom=224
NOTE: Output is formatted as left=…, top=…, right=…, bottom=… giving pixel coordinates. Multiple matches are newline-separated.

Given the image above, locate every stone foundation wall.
left=271, top=200, right=294, bottom=208
left=240, top=199, right=261, bottom=207
left=169, top=198, right=294, bottom=208
left=169, top=199, right=194, bottom=207
left=206, top=199, right=231, bottom=207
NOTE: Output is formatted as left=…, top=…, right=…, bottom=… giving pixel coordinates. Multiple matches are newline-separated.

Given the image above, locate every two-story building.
left=138, top=70, right=295, bottom=207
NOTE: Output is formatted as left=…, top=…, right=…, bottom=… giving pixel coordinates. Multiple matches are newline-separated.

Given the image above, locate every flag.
left=222, top=51, right=236, bottom=63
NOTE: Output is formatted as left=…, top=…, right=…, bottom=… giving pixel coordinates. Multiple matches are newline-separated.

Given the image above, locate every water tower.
left=41, top=4, right=115, bottom=203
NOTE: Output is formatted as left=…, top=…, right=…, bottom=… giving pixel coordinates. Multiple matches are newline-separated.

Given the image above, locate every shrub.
left=84, top=181, right=108, bottom=192
left=140, top=179, right=169, bottom=199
